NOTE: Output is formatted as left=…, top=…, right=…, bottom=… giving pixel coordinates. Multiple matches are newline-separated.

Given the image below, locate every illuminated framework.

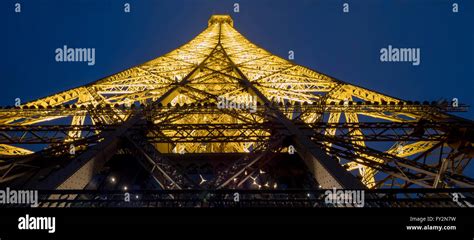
left=0, top=15, right=473, bottom=206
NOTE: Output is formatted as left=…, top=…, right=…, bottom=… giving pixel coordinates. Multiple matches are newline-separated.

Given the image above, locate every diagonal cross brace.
left=213, top=135, right=285, bottom=188
left=216, top=36, right=366, bottom=189
left=125, top=129, right=197, bottom=189
left=16, top=42, right=225, bottom=190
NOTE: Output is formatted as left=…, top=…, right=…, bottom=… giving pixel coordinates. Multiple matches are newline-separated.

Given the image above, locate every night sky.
left=1, top=0, right=473, bottom=176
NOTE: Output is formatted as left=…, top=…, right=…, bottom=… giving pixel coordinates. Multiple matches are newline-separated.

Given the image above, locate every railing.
left=1, top=188, right=472, bottom=208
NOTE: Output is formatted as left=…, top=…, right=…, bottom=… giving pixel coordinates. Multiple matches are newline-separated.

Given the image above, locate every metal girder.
left=149, top=121, right=451, bottom=143
left=0, top=135, right=99, bottom=187
left=212, top=135, right=285, bottom=188
left=30, top=188, right=474, bottom=208
left=6, top=43, right=222, bottom=189
left=0, top=144, right=33, bottom=156
left=311, top=134, right=474, bottom=188
left=0, top=101, right=467, bottom=121
left=1, top=15, right=472, bottom=192
left=125, top=130, right=197, bottom=189
left=6, top=82, right=185, bottom=189
left=218, top=36, right=366, bottom=189
left=2, top=121, right=468, bottom=144
left=17, top=118, right=139, bottom=190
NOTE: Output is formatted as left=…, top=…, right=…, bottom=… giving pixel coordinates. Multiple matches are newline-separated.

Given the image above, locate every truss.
left=1, top=15, right=473, bottom=192
left=5, top=188, right=470, bottom=208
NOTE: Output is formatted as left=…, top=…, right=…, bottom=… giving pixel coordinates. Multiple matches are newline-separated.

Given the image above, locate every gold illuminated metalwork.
left=0, top=15, right=472, bottom=189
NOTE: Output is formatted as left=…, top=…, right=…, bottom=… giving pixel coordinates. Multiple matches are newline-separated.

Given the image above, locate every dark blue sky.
left=1, top=0, right=473, bottom=178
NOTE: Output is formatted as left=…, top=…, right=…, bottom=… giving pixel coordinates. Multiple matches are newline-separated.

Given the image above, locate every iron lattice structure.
left=1, top=15, right=474, bottom=200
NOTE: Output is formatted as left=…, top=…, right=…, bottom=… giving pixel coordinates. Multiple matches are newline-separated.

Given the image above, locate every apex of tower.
left=208, top=15, right=233, bottom=27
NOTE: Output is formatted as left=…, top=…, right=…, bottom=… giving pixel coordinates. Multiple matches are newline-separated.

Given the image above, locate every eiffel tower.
left=1, top=15, right=473, bottom=206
